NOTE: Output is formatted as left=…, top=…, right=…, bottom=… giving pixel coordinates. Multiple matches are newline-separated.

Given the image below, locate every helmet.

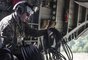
left=13, top=1, right=38, bottom=15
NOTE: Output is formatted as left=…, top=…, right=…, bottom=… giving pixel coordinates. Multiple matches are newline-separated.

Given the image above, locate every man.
left=0, top=1, right=46, bottom=60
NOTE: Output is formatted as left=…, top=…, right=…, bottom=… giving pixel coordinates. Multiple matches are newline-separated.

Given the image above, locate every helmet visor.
left=27, top=6, right=34, bottom=15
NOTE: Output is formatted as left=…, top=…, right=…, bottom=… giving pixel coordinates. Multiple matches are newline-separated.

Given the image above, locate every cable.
left=62, top=40, right=73, bottom=60
left=47, top=38, right=73, bottom=60
left=50, top=48, right=67, bottom=60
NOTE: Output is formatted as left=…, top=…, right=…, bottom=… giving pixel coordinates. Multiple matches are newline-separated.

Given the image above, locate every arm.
left=0, top=14, right=12, bottom=33
left=24, top=23, right=47, bottom=37
left=0, top=15, right=11, bottom=48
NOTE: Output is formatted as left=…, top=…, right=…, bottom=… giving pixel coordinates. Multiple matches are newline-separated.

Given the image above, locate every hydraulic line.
left=50, top=48, right=66, bottom=60
left=62, top=42, right=73, bottom=60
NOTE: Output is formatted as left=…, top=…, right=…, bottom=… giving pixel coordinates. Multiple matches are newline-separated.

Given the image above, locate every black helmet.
left=13, top=1, right=38, bottom=15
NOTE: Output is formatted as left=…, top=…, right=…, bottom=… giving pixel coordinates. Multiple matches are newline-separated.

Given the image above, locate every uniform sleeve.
left=0, top=14, right=12, bottom=34
left=0, top=18, right=10, bottom=35
left=24, top=24, right=47, bottom=37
